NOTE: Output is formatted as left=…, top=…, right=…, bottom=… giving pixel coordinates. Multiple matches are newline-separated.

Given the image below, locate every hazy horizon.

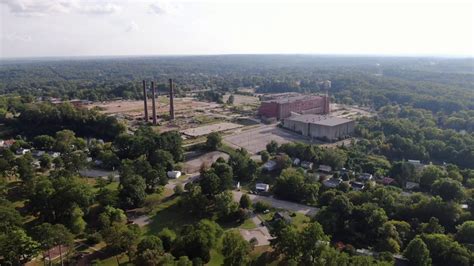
left=1, top=0, right=473, bottom=58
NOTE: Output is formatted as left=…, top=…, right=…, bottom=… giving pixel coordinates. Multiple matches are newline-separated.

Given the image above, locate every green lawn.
left=145, top=196, right=199, bottom=235
left=207, top=248, right=225, bottom=266
left=291, top=213, right=310, bottom=230
left=94, top=253, right=130, bottom=266
left=239, top=218, right=257, bottom=229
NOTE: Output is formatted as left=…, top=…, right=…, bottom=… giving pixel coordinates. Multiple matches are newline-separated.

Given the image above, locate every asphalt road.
left=232, top=191, right=319, bottom=216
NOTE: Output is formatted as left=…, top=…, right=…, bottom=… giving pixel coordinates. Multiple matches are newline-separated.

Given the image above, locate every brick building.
left=258, top=95, right=330, bottom=120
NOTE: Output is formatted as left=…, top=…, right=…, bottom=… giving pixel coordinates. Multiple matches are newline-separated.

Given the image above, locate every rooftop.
left=285, top=114, right=353, bottom=126
left=263, top=95, right=324, bottom=104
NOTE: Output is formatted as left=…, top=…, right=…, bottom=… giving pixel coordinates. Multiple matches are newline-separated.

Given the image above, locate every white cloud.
left=77, top=3, right=122, bottom=15
left=125, top=21, right=141, bottom=32
left=0, top=0, right=122, bottom=16
left=149, top=0, right=178, bottom=15
left=1, top=33, right=32, bottom=42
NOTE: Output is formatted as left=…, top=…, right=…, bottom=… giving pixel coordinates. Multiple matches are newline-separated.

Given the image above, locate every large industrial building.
left=258, top=94, right=330, bottom=120
left=282, top=114, right=355, bottom=141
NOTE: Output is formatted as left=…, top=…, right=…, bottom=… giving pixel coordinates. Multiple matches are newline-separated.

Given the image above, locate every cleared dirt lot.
left=183, top=151, right=230, bottom=174
left=88, top=97, right=217, bottom=116
left=223, top=94, right=260, bottom=105
left=181, top=122, right=243, bottom=137
left=223, top=124, right=312, bottom=154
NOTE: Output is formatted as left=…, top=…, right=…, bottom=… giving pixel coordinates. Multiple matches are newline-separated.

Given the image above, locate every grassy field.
left=145, top=196, right=199, bottom=235
left=238, top=218, right=257, bottom=229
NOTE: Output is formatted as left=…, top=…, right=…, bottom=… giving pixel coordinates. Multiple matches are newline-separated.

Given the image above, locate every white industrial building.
left=282, top=114, right=355, bottom=141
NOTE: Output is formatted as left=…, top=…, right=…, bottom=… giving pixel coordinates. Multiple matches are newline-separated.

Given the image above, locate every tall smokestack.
left=143, top=80, right=148, bottom=122
left=151, top=81, right=157, bottom=125
left=169, top=79, right=175, bottom=120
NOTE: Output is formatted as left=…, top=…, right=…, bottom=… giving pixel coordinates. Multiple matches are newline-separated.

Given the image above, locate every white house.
left=16, top=148, right=31, bottom=155
left=255, top=183, right=270, bottom=192
left=167, top=171, right=182, bottom=179
left=318, top=165, right=332, bottom=173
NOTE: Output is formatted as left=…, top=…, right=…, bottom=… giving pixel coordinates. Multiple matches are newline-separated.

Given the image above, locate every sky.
left=0, top=0, right=473, bottom=58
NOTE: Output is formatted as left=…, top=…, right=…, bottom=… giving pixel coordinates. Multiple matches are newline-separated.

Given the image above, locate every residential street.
left=232, top=191, right=319, bottom=216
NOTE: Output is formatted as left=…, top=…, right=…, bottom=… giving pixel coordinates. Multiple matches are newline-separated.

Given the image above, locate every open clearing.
left=223, top=124, right=312, bottom=154
left=181, top=122, right=243, bottom=137
left=88, top=97, right=217, bottom=116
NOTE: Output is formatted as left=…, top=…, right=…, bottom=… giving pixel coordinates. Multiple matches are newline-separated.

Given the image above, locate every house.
left=339, top=168, right=354, bottom=179
left=255, top=183, right=270, bottom=192
left=318, top=165, right=332, bottom=173
left=323, top=178, right=342, bottom=188
left=16, top=148, right=31, bottom=155
left=262, top=160, right=277, bottom=171
left=293, top=158, right=301, bottom=166
left=32, top=150, right=46, bottom=157
left=358, top=173, right=373, bottom=182
left=379, top=177, right=395, bottom=186
left=0, top=139, right=15, bottom=149
left=350, top=181, right=365, bottom=191
left=405, top=181, right=420, bottom=190
left=408, top=159, right=425, bottom=172
left=48, top=151, right=61, bottom=158
left=301, top=161, right=313, bottom=169
left=167, top=171, right=182, bottom=179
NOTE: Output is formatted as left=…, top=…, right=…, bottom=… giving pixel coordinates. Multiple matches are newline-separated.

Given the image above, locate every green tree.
left=266, top=140, right=279, bottom=154
left=422, top=233, right=470, bottom=266
left=300, top=222, right=331, bottom=265
left=39, top=154, right=53, bottom=170
left=431, top=178, right=464, bottom=201
left=102, top=223, right=142, bottom=263
left=206, top=132, right=222, bottom=150
left=403, top=236, right=431, bottom=266
left=0, top=229, right=40, bottom=265
left=221, top=230, right=251, bottom=266
left=227, top=94, right=235, bottom=105
left=419, top=165, right=445, bottom=190
left=239, top=194, right=252, bottom=209
left=215, top=191, right=239, bottom=220
left=0, top=204, right=22, bottom=232
left=119, top=174, right=147, bottom=208
left=69, top=205, right=86, bottom=234
left=137, top=235, right=164, bottom=255
left=260, top=150, right=270, bottom=162
left=158, top=228, right=176, bottom=252
left=455, top=220, right=474, bottom=244
left=33, top=223, right=74, bottom=266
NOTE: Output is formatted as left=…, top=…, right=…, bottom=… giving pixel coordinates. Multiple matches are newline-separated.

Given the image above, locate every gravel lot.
left=224, top=124, right=312, bottom=154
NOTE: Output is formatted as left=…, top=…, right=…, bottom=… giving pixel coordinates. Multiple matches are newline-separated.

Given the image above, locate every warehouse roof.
left=264, top=95, right=324, bottom=104
left=285, top=114, right=353, bottom=126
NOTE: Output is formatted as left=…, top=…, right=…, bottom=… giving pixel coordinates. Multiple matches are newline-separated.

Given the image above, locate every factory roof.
left=285, top=114, right=353, bottom=126
left=263, top=95, right=324, bottom=104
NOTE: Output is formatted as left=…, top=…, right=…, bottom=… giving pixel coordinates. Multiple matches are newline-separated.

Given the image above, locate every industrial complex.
left=258, top=94, right=330, bottom=120
left=281, top=114, right=355, bottom=141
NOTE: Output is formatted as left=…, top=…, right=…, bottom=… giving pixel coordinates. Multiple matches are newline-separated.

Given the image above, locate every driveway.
left=233, top=191, right=318, bottom=216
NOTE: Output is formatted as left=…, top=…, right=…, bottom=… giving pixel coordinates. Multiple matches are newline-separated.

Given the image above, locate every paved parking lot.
left=224, top=124, right=312, bottom=154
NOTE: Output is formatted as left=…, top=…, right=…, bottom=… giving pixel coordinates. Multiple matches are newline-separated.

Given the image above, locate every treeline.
left=0, top=98, right=126, bottom=140
left=355, top=106, right=474, bottom=168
